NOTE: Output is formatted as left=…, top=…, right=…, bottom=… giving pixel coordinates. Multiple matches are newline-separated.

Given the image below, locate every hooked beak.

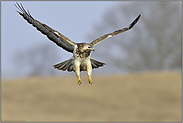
left=92, top=47, right=95, bottom=51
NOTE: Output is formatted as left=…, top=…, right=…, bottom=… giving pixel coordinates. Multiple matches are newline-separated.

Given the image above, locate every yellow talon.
left=78, top=78, right=82, bottom=85
left=89, top=77, right=93, bottom=85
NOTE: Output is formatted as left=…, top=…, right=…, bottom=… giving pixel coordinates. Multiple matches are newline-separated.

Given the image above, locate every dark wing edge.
left=15, top=2, right=76, bottom=53
left=91, top=14, right=141, bottom=46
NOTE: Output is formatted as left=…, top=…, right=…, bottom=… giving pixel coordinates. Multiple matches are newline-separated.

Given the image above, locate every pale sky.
left=2, top=1, right=181, bottom=79
left=2, top=1, right=122, bottom=78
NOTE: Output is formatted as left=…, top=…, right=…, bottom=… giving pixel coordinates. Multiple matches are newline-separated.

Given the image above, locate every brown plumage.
left=91, top=14, right=141, bottom=46
left=75, top=43, right=92, bottom=58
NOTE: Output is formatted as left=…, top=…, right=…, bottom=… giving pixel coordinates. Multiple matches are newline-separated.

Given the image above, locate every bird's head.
left=83, top=43, right=94, bottom=51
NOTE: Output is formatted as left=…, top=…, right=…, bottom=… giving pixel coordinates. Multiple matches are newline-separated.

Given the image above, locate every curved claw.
left=78, top=79, right=82, bottom=85
left=89, top=77, right=93, bottom=85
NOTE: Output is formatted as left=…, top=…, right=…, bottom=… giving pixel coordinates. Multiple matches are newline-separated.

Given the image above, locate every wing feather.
left=15, top=2, right=76, bottom=53
left=91, top=14, right=141, bottom=46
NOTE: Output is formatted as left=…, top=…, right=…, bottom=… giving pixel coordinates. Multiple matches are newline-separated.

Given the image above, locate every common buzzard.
left=15, top=3, right=141, bottom=85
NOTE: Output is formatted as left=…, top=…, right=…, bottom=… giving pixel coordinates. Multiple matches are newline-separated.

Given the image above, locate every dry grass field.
left=2, top=71, right=181, bottom=122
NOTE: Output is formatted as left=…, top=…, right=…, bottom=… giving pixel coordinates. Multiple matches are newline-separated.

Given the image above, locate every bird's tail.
left=53, top=57, right=105, bottom=72
left=53, top=57, right=74, bottom=72
left=90, top=58, right=106, bottom=69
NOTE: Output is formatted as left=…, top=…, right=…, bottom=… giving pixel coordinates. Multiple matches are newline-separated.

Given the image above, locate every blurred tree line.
left=14, top=2, right=181, bottom=76
left=14, top=42, right=60, bottom=76
left=87, top=2, right=181, bottom=73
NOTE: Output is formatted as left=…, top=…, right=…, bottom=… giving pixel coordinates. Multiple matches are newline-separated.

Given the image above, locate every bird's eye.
left=88, top=46, right=91, bottom=48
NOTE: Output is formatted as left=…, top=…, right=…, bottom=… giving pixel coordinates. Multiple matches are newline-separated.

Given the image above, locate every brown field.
left=2, top=71, right=181, bottom=122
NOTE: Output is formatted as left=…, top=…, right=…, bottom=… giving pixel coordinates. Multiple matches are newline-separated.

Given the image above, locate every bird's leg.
left=76, top=72, right=82, bottom=85
left=74, top=63, right=82, bottom=85
left=87, top=63, right=93, bottom=85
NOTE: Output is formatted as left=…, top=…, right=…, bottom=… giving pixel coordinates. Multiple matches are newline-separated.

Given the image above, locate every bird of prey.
left=15, top=3, right=141, bottom=85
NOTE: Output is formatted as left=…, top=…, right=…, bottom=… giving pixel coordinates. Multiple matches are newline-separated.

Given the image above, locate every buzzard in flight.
left=15, top=3, right=141, bottom=85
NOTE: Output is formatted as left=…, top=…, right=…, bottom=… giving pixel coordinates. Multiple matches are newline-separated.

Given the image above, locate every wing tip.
left=129, top=14, right=141, bottom=29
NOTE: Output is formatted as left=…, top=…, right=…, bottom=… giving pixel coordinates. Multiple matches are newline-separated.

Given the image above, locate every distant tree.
left=86, top=2, right=181, bottom=73
left=14, top=42, right=61, bottom=76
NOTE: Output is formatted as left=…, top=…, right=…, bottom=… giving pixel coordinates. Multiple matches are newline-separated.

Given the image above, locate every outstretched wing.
left=15, top=2, right=76, bottom=53
left=91, top=14, right=141, bottom=46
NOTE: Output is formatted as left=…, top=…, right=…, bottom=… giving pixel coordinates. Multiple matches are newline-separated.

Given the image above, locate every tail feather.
left=53, top=57, right=74, bottom=71
left=68, top=64, right=74, bottom=72
left=90, top=58, right=106, bottom=69
left=53, top=59, right=68, bottom=68
left=53, top=57, right=105, bottom=72
left=61, top=59, right=73, bottom=71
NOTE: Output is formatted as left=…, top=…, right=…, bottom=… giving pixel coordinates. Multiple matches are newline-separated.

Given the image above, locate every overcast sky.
left=2, top=1, right=126, bottom=78
left=2, top=1, right=181, bottom=79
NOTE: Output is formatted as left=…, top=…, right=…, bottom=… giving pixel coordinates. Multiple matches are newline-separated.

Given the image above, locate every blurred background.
left=1, top=1, right=182, bottom=122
